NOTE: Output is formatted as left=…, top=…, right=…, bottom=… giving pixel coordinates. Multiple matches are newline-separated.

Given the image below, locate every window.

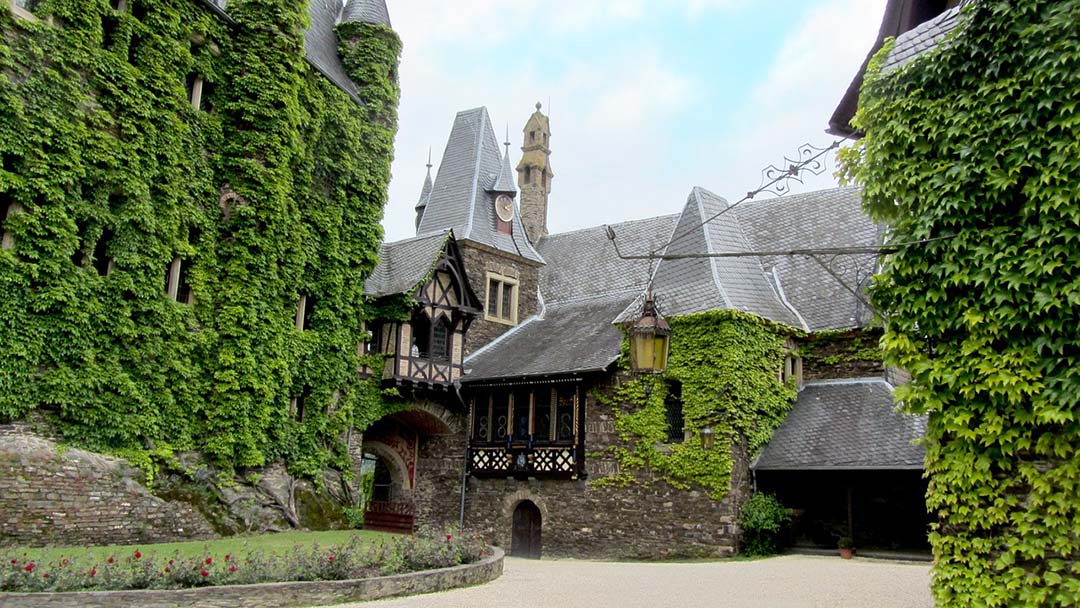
left=664, top=380, right=685, bottom=443
left=10, top=0, right=39, bottom=19
left=186, top=74, right=204, bottom=110
left=291, top=386, right=311, bottom=422
left=432, top=316, right=452, bottom=362
left=410, top=310, right=431, bottom=357
left=92, top=229, right=114, bottom=276
left=485, top=273, right=518, bottom=325
left=529, top=131, right=535, bottom=143
left=513, top=390, right=531, bottom=441
left=525, top=166, right=532, bottom=184
left=0, top=196, right=17, bottom=251
left=556, top=387, right=575, bottom=442
left=296, top=294, right=316, bottom=330
left=492, top=393, right=509, bottom=441
left=473, top=397, right=491, bottom=442
left=533, top=387, right=552, bottom=441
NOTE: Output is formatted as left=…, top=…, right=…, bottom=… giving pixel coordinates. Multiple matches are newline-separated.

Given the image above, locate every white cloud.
left=381, top=0, right=887, bottom=241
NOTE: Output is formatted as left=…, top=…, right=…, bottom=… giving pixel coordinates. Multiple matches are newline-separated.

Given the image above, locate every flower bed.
left=1, top=528, right=488, bottom=593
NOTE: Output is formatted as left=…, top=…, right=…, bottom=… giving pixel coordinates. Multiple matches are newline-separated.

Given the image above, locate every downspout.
left=453, top=379, right=468, bottom=530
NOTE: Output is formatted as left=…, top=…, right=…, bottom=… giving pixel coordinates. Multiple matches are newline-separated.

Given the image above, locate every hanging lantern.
left=700, top=425, right=715, bottom=450
left=628, top=290, right=670, bottom=374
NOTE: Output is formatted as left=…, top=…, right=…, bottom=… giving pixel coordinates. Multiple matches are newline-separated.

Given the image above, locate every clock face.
left=495, top=194, right=515, bottom=222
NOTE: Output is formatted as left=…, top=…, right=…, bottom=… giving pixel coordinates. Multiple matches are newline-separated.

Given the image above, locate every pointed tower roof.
left=416, top=151, right=434, bottom=210
left=415, top=107, right=543, bottom=264
left=613, top=187, right=799, bottom=327
left=491, top=132, right=517, bottom=193
left=340, top=0, right=391, bottom=26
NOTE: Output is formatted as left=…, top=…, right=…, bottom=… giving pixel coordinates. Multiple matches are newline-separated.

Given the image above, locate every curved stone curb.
left=0, top=546, right=504, bottom=608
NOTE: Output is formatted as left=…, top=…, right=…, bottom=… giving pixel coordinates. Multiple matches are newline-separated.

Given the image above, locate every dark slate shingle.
left=364, top=231, right=449, bottom=298
left=341, top=0, right=390, bottom=26
left=304, top=0, right=360, bottom=102
left=753, top=378, right=927, bottom=470
left=733, top=186, right=879, bottom=331
left=416, top=108, right=543, bottom=264
left=463, top=294, right=636, bottom=381
left=883, top=4, right=965, bottom=71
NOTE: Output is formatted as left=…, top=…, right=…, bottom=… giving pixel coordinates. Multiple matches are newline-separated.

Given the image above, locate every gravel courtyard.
left=328, top=554, right=933, bottom=608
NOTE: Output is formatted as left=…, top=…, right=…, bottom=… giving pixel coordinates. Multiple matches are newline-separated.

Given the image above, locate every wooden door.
left=511, top=501, right=542, bottom=559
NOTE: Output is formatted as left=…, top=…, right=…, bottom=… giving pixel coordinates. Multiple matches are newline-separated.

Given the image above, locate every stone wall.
left=414, top=379, right=746, bottom=559
left=801, top=329, right=884, bottom=382
left=0, top=432, right=215, bottom=547
left=458, top=243, right=541, bottom=355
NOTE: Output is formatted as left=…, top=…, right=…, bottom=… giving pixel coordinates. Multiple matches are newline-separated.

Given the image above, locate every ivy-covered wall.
left=594, top=310, right=796, bottom=499
left=0, top=0, right=402, bottom=480
left=801, top=329, right=883, bottom=382
left=840, top=1, right=1080, bottom=605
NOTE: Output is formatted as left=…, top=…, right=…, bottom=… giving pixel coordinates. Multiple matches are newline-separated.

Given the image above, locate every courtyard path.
left=326, top=554, right=933, bottom=608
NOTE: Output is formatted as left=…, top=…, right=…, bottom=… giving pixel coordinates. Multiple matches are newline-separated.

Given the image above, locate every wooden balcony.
left=384, top=355, right=462, bottom=388
left=468, top=442, right=581, bottom=480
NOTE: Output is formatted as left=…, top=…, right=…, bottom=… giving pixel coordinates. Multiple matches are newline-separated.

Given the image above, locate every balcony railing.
left=468, top=442, right=580, bottom=479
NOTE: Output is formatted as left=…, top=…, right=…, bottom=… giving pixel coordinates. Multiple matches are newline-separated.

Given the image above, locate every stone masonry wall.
left=414, top=379, right=747, bottom=559
left=458, top=243, right=541, bottom=355
left=0, top=430, right=215, bottom=547
left=801, top=329, right=884, bottom=382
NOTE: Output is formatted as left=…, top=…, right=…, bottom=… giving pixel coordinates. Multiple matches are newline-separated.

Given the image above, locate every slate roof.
left=462, top=215, right=677, bottom=381
left=364, top=231, right=450, bottom=298
left=341, top=0, right=391, bottom=26
left=753, top=378, right=927, bottom=470
left=614, top=187, right=801, bottom=327
left=734, top=186, right=879, bottom=331
left=463, top=295, right=636, bottom=381
left=883, top=4, right=965, bottom=71
left=415, top=108, right=544, bottom=264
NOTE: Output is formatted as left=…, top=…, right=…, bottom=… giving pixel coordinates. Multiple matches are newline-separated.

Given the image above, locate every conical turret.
left=340, top=0, right=391, bottom=26
left=415, top=151, right=433, bottom=231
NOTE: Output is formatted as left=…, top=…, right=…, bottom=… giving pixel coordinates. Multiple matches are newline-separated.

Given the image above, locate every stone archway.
left=360, top=440, right=415, bottom=533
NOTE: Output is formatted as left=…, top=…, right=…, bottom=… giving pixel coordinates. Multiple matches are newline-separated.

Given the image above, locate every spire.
left=415, top=149, right=433, bottom=230
left=517, top=101, right=552, bottom=242
left=491, top=128, right=517, bottom=193
left=340, top=0, right=391, bottom=27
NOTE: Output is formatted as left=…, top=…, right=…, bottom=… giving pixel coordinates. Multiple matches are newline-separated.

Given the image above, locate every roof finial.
left=504, top=123, right=511, bottom=153
left=535, top=101, right=542, bottom=112
left=426, top=146, right=432, bottom=171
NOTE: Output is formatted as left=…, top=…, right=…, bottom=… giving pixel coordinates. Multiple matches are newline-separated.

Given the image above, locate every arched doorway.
left=511, top=500, right=542, bottom=559
left=360, top=448, right=414, bottom=533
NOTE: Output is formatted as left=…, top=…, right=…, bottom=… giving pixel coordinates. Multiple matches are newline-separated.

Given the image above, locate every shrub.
left=0, top=529, right=490, bottom=593
left=740, top=492, right=790, bottom=556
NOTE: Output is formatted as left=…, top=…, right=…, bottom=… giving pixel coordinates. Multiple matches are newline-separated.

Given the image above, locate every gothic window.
left=432, top=316, right=451, bottom=362
left=664, top=380, right=685, bottom=443
left=485, top=273, right=518, bottom=325
left=410, top=310, right=431, bottom=358
left=473, top=397, right=492, bottom=442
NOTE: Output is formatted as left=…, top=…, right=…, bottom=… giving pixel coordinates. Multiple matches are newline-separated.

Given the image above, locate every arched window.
left=432, top=316, right=452, bottom=362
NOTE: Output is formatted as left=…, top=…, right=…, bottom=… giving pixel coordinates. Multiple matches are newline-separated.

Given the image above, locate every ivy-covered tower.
left=0, top=0, right=401, bottom=477
left=517, top=102, right=553, bottom=243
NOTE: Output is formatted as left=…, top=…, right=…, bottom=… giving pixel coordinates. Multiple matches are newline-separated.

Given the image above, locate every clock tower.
left=516, top=102, right=552, bottom=243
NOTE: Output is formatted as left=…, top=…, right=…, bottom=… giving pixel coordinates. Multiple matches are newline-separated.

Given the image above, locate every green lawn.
left=5, top=529, right=393, bottom=566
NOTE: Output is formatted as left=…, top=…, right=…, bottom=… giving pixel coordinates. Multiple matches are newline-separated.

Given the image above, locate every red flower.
left=200, top=569, right=209, bottom=577
left=328, top=555, right=335, bottom=563
left=134, top=550, right=142, bottom=559
left=225, top=554, right=231, bottom=561
left=446, top=534, right=453, bottom=542
left=43, top=573, right=49, bottom=579
left=168, top=559, right=174, bottom=565
left=164, top=567, right=170, bottom=573
left=229, top=565, right=237, bottom=572
left=24, top=563, right=34, bottom=572
left=89, top=568, right=97, bottom=577
left=61, top=558, right=70, bottom=566
left=10, top=559, right=16, bottom=564
left=205, top=557, right=212, bottom=565
left=107, top=557, right=114, bottom=564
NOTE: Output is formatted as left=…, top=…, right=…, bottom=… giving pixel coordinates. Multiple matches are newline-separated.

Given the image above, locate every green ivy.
left=839, top=2, right=1080, bottom=605
left=592, top=310, right=796, bottom=499
left=0, top=1, right=403, bottom=480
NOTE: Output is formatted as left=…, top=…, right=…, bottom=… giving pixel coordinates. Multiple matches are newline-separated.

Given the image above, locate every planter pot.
left=839, top=548, right=854, bottom=560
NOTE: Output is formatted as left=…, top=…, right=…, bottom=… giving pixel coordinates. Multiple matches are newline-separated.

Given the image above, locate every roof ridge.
left=691, top=187, right=733, bottom=309
left=541, top=213, right=682, bottom=240
left=546, top=291, right=640, bottom=306
left=461, top=107, right=489, bottom=240
left=803, top=377, right=892, bottom=388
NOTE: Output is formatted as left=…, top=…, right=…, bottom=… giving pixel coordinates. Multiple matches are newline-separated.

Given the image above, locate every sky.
left=380, top=0, right=887, bottom=242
